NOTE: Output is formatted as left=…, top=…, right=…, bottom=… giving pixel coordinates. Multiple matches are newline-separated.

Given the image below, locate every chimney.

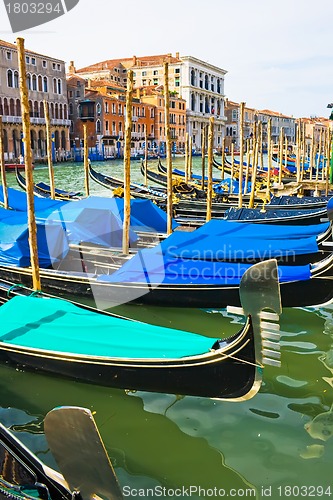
left=87, top=78, right=91, bottom=89
left=68, top=60, right=76, bottom=74
left=175, top=52, right=179, bottom=59
left=133, top=55, right=137, bottom=65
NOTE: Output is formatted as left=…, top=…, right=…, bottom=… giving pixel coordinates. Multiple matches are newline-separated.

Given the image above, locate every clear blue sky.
left=0, top=0, right=332, bottom=118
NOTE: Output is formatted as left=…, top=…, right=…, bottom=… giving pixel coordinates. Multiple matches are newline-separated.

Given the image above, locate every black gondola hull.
left=0, top=322, right=257, bottom=400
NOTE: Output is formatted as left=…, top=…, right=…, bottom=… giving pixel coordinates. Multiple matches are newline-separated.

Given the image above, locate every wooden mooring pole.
left=206, top=117, right=214, bottom=222
left=164, top=62, right=173, bottom=236
left=122, top=69, right=134, bottom=255
left=43, top=100, right=55, bottom=199
left=17, top=37, right=41, bottom=291
left=0, top=117, right=8, bottom=209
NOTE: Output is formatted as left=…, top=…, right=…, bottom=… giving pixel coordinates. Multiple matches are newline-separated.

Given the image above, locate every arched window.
left=57, top=79, right=62, bottom=94
left=9, top=98, right=15, bottom=115
left=26, top=73, right=31, bottom=90
left=38, top=75, right=43, bottom=91
left=39, top=101, right=44, bottom=118
left=205, top=75, right=209, bottom=90
left=64, top=104, right=67, bottom=119
left=53, top=78, right=57, bottom=93
left=14, top=71, right=19, bottom=88
left=96, top=103, right=101, bottom=116
left=16, top=99, right=21, bottom=116
left=43, top=76, right=48, bottom=92
left=3, top=98, right=9, bottom=115
left=191, top=69, right=196, bottom=86
left=7, top=70, right=13, bottom=88
left=32, top=74, right=37, bottom=91
left=69, top=102, right=73, bottom=115
left=96, top=119, right=101, bottom=134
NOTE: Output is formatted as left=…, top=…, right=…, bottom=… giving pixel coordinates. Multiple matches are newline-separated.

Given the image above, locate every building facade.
left=75, top=52, right=227, bottom=152
left=224, top=100, right=296, bottom=152
left=0, top=39, right=71, bottom=162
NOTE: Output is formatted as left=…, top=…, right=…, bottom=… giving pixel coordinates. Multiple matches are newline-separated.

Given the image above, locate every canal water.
left=1, top=159, right=333, bottom=499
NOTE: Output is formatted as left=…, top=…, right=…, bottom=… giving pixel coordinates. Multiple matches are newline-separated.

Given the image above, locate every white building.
left=75, top=52, right=227, bottom=151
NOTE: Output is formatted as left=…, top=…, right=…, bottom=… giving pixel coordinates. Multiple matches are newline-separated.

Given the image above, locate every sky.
left=0, top=0, right=332, bottom=119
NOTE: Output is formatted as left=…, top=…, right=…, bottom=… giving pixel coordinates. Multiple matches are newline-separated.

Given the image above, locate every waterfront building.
left=224, top=99, right=296, bottom=152
left=74, top=52, right=227, bottom=152
left=138, top=86, right=187, bottom=153
left=0, top=39, right=70, bottom=162
left=67, top=67, right=155, bottom=159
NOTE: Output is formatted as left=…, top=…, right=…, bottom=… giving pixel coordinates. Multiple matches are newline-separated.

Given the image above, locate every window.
left=175, top=68, right=180, bottom=73
left=105, top=102, right=109, bottom=113
left=26, top=56, right=30, bottom=64
left=32, top=74, right=37, bottom=91
left=31, top=57, right=36, bottom=65
left=153, top=70, right=158, bottom=75
left=6, top=51, right=12, bottom=60
left=57, top=79, right=62, bottom=94
left=42, top=60, right=47, bottom=68
left=96, top=103, right=101, bottom=115
left=13, top=71, right=19, bottom=88
left=96, top=119, right=101, bottom=134
left=142, top=71, right=147, bottom=76
left=7, top=70, right=13, bottom=88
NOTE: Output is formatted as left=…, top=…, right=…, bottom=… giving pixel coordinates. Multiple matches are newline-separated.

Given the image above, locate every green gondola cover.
left=0, top=296, right=218, bottom=359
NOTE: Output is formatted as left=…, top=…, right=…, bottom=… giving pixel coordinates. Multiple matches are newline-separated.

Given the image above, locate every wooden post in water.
left=248, top=137, right=259, bottom=209
left=295, top=122, right=301, bottom=184
left=230, top=143, right=235, bottom=194
left=201, top=126, right=206, bottom=191
left=0, top=117, right=8, bottom=209
left=43, top=100, right=55, bottom=199
left=278, top=128, right=283, bottom=185
left=206, top=117, right=214, bottom=222
left=144, top=129, right=148, bottom=186
left=221, top=136, right=225, bottom=180
left=164, top=62, right=173, bottom=235
left=188, top=135, right=193, bottom=180
left=265, top=118, right=272, bottom=199
left=17, top=37, right=41, bottom=291
left=184, top=132, right=189, bottom=183
left=244, top=139, right=250, bottom=195
left=83, top=123, right=89, bottom=197
left=122, top=69, right=134, bottom=255
left=309, top=128, right=315, bottom=181
left=238, top=102, right=245, bottom=207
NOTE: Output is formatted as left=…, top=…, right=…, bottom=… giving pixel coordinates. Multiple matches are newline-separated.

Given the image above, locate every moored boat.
left=0, top=259, right=281, bottom=401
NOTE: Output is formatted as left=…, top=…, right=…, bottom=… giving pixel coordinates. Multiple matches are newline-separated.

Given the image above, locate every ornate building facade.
left=0, top=39, right=70, bottom=162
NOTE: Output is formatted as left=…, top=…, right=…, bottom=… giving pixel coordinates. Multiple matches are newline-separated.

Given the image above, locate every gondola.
left=16, top=167, right=83, bottom=200
left=0, top=259, right=281, bottom=401
left=140, top=161, right=205, bottom=197
left=88, top=161, right=167, bottom=203
left=224, top=205, right=330, bottom=226
left=0, top=406, right=123, bottom=499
